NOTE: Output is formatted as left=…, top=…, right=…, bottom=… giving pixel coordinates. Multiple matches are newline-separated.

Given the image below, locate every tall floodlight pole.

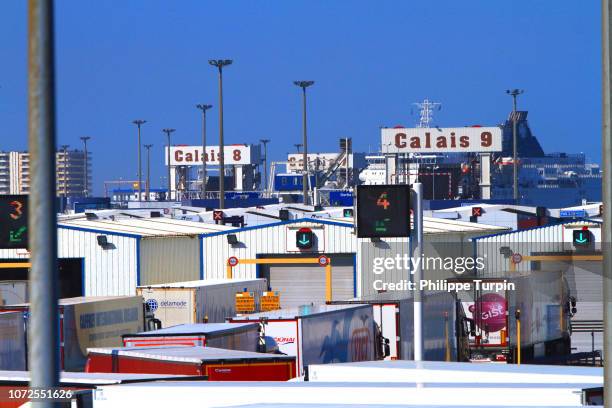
left=294, top=80, right=314, bottom=205
left=144, top=144, right=153, bottom=201
left=80, top=136, right=90, bottom=197
left=506, top=89, right=523, bottom=202
left=60, top=144, right=69, bottom=197
left=132, top=119, right=146, bottom=202
left=196, top=104, right=213, bottom=198
left=601, top=0, right=612, bottom=404
left=260, top=139, right=270, bottom=191
left=162, top=128, right=176, bottom=201
left=28, top=0, right=60, bottom=400
left=209, top=59, right=232, bottom=209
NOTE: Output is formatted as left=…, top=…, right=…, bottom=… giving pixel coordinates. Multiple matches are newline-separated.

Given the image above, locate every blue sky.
left=0, top=1, right=600, bottom=194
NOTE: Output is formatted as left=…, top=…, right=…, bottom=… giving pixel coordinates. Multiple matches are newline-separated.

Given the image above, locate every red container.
left=85, top=346, right=296, bottom=381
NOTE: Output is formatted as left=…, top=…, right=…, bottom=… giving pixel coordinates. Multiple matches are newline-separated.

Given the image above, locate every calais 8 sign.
left=0, top=195, right=28, bottom=249
left=165, top=145, right=254, bottom=166
left=357, top=185, right=410, bottom=238
left=381, top=127, right=502, bottom=153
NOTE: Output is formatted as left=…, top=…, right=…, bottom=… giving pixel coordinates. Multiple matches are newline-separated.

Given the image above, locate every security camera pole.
left=144, top=144, right=153, bottom=201
left=196, top=104, right=213, bottom=198
left=162, top=128, right=175, bottom=200
left=294, top=80, right=314, bottom=205
left=132, top=119, right=146, bottom=201
left=506, top=89, right=523, bottom=202
left=209, top=59, right=232, bottom=209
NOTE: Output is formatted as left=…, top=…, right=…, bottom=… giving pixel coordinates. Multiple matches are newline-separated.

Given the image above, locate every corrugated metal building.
left=0, top=218, right=234, bottom=297
left=200, top=216, right=507, bottom=305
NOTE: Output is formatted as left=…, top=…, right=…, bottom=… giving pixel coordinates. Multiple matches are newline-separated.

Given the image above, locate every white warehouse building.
left=0, top=218, right=234, bottom=298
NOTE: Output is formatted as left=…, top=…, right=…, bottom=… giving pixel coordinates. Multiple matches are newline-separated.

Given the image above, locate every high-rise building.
left=0, top=149, right=91, bottom=196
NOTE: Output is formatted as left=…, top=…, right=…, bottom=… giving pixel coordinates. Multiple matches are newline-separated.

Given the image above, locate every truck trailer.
left=228, top=304, right=377, bottom=377
left=85, top=346, right=296, bottom=381
left=451, top=271, right=573, bottom=363
left=0, top=312, right=26, bottom=370
left=122, top=323, right=260, bottom=352
left=330, top=291, right=459, bottom=361
left=136, top=278, right=268, bottom=326
left=0, top=296, right=144, bottom=371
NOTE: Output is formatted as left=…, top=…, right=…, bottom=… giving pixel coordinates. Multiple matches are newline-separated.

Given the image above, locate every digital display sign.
left=296, top=227, right=314, bottom=249
left=0, top=195, right=28, bottom=249
left=356, top=185, right=410, bottom=238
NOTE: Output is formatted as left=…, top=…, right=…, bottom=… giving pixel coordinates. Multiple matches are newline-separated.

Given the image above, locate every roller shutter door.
left=262, top=255, right=355, bottom=308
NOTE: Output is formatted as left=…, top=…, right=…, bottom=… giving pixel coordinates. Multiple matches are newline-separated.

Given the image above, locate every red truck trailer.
left=122, top=323, right=260, bottom=352
left=85, top=346, right=296, bottom=381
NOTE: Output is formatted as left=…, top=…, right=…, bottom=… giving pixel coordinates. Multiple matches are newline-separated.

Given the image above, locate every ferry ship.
left=359, top=110, right=601, bottom=207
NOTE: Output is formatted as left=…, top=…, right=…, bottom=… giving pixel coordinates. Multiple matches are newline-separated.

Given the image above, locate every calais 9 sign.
left=381, top=127, right=502, bottom=153
left=0, top=195, right=28, bottom=249
left=357, top=185, right=410, bottom=238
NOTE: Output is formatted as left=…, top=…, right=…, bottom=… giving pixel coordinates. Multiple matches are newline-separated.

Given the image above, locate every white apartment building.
left=0, top=150, right=91, bottom=196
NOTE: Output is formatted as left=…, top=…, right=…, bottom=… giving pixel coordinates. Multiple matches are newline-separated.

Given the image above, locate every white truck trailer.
left=122, top=323, right=260, bottom=352
left=136, top=278, right=268, bottom=326
left=228, top=304, right=377, bottom=377
left=451, top=270, right=573, bottom=363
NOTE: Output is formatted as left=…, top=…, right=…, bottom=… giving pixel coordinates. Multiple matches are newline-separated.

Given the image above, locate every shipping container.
left=137, top=279, right=268, bottom=326
left=0, top=296, right=144, bottom=371
left=122, top=322, right=260, bottom=352
left=85, top=346, right=296, bottom=381
left=331, top=291, right=458, bottom=361
left=0, top=312, right=26, bottom=370
left=228, top=304, right=376, bottom=377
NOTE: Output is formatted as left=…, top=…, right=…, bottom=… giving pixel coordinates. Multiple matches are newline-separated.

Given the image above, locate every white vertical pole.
left=412, top=182, right=424, bottom=361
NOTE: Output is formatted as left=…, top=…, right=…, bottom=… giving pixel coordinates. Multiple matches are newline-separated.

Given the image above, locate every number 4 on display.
left=376, top=192, right=390, bottom=210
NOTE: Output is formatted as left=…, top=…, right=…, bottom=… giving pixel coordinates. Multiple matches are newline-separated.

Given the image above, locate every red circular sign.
left=469, top=293, right=507, bottom=332
left=228, top=256, right=239, bottom=267
left=511, top=253, right=522, bottom=264
left=318, top=255, right=329, bottom=266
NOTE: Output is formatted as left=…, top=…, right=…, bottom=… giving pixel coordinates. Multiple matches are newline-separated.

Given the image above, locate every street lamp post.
left=506, top=89, right=524, bottom=202
left=132, top=119, right=146, bottom=202
left=209, top=59, right=232, bottom=209
left=294, top=80, right=314, bottom=205
left=196, top=104, right=213, bottom=198
left=260, top=139, right=270, bottom=192
left=144, top=144, right=153, bottom=201
left=80, top=136, right=90, bottom=197
left=294, top=143, right=302, bottom=153
left=162, top=128, right=176, bottom=201
left=60, top=144, right=69, bottom=197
